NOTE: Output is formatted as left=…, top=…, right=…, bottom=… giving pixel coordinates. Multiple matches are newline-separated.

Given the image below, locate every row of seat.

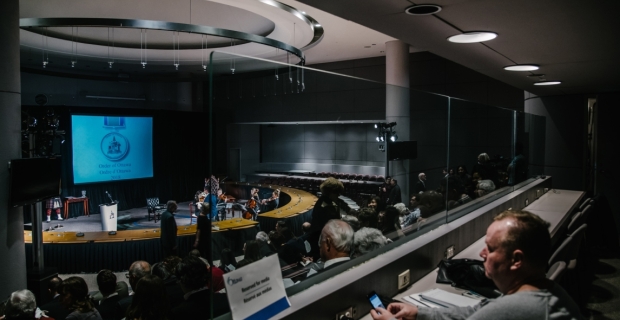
left=545, top=197, right=593, bottom=305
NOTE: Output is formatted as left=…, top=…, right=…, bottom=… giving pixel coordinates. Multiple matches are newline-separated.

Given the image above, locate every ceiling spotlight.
left=390, top=134, right=398, bottom=142
left=448, top=32, right=497, bottom=43
left=534, top=81, right=562, bottom=86
left=405, top=4, right=442, bottom=15
left=504, top=65, right=539, bottom=71
left=380, top=136, right=385, bottom=142
left=374, top=123, right=378, bottom=129
left=376, top=136, right=381, bottom=142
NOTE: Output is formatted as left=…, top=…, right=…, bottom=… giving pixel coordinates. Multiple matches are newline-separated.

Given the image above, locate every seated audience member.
left=218, top=248, right=238, bottom=273
left=151, top=262, right=184, bottom=310
left=238, top=240, right=262, bottom=266
left=307, top=220, right=354, bottom=277
left=125, top=275, right=169, bottom=320
left=301, top=222, right=312, bottom=235
left=475, top=172, right=496, bottom=197
left=341, top=215, right=361, bottom=232
left=95, top=270, right=122, bottom=320
left=370, top=210, right=583, bottom=320
left=59, top=276, right=103, bottom=320
left=91, top=280, right=128, bottom=303
left=188, top=249, right=225, bottom=292
left=279, top=227, right=296, bottom=243
left=172, top=256, right=229, bottom=319
left=357, top=207, right=379, bottom=229
left=456, top=165, right=472, bottom=192
left=393, top=203, right=408, bottom=225
left=367, top=196, right=383, bottom=213
left=380, top=206, right=403, bottom=239
left=255, top=231, right=277, bottom=257
left=40, top=277, right=70, bottom=320
left=353, top=227, right=387, bottom=257
left=275, top=220, right=287, bottom=233
left=2, top=290, right=37, bottom=320
left=116, top=261, right=151, bottom=319
left=269, top=231, right=301, bottom=265
left=401, top=195, right=421, bottom=229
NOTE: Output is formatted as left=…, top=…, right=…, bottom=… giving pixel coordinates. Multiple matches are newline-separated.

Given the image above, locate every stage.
left=24, top=185, right=318, bottom=273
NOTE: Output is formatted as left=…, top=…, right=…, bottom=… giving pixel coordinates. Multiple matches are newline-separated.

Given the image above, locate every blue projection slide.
left=72, top=115, right=153, bottom=184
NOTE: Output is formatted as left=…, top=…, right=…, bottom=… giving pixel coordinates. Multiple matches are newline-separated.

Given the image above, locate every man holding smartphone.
left=370, top=210, right=583, bottom=320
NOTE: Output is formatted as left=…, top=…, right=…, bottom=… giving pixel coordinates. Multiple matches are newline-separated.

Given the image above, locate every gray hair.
left=129, top=260, right=151, bottom=279
left=393, top=203, right=408, bottom=215
left=418, top=173, right=426, bottom=179
left=353, top=227, right=387, bottom=257
left=320, top=220, right=354, bottom=254
left=256, top=231, right=269, bottom=242
left=4, top=290, right=36, bottom=319
left=341, top=215, right=361, bottom=232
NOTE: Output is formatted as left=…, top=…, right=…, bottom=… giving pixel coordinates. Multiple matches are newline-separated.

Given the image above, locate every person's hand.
left=388, top=303, right=418, bottom=320
left=370, top=307, right=393, bottom=320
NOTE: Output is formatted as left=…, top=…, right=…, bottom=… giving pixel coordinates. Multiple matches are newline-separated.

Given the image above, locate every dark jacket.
left=413, top=180, right=426, bottom=194
left=160, top=210, right=178, bottom=254
left=96, top=294, right=121, bottom=320
left=388, top=184, right=402, bottom=205
left=170, top=289, right=229, bottom=320
left=40, top=295, right=71, bottom=320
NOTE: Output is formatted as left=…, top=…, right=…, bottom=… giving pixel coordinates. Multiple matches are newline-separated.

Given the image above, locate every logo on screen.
left=101, top=133, right=129, bottom=161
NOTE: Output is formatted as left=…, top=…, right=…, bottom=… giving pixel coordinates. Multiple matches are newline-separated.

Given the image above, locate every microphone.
left=106, top=191, right=114, bottom=203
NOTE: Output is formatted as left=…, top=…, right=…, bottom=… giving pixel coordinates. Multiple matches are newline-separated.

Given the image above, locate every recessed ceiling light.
left=448, top=32, right=497, bottom=43
left=534, top=81, right=561, bottom=86
left=405, top=4, right=442, bottom=15
left=504, top=64, right=539, bottom=71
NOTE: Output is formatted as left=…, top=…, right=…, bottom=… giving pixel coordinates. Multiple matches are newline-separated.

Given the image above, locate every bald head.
left=128, top=260, right=151, bottom=288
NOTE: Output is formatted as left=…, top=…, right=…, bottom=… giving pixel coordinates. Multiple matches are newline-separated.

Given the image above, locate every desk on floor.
left=360, top=189, right=584, bottom=320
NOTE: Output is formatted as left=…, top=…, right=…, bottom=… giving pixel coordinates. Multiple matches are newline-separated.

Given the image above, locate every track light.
left=376, top=136, right=380, bottom=142
left=390, top=134, right=398, bottom=142
left=374, top=123, right=378, bottom=129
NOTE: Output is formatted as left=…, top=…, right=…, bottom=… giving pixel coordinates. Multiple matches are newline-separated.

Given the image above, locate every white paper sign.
left=224, top=254, right=291, bottom=320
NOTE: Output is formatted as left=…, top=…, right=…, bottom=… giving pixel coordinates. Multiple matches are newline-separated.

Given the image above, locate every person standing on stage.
left=160, top=200, right=178, bottom=258
left=45, top=196, right=64, bottom=222
left=204, top=175, right=220, bottom=221
left=193, top=202, right=212, bottom=264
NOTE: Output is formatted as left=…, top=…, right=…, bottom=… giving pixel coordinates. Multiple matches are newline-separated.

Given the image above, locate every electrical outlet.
left=398, top=269, right=410, bottom=290
left=544, top=188, right=548, bottom=193
left=335, top=307, right=355, bottom=320
left=525, top=198, right=529, bottom=207
left=536, top=189, right=541, bottom=198
left=445, top=245, right=455, bottom=259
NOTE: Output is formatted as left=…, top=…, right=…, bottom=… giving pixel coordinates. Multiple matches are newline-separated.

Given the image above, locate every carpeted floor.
left=584, top=254, right=620, bottom=319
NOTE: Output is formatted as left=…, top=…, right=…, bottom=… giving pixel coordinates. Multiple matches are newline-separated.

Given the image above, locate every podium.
left=99, top=202, right=118, bottom=231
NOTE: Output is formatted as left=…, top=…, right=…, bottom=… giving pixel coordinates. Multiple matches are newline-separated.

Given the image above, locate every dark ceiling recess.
left=405, top=4, right=442, bottom=15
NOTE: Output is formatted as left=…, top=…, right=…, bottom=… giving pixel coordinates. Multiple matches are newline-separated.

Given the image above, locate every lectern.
left=99, top=202, right=118, bottom=231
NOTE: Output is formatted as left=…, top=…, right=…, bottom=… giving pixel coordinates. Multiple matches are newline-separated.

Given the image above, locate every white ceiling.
left=21, top=0, right=617, bottom=97
left=297, top=0, right=620, bottom=96
left=19, top=0, right=397, bottom=75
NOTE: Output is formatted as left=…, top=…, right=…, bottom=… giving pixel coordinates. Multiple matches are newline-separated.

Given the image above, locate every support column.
left=0, top=0, right=27, bottom=298
left=386, top=40, right=410, bottom=203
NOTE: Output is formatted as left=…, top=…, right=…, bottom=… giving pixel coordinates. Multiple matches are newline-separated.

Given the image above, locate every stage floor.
left=28, top=201, right=234, bottom=233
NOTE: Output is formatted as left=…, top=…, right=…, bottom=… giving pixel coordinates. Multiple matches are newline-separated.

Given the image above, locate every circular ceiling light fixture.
left=534, top=81, right=562, bottom=86
left=504, top=64, right=539, bottom=71
left=447, top=32, right=497, bottom=43
left=405, top=4, right=442, bottom=15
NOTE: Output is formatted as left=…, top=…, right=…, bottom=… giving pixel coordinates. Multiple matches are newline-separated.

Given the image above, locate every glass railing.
left=207, top=51, right=544, bottom=318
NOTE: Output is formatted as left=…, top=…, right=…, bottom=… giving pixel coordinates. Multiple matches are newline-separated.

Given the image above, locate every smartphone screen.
left=369, top=293, right=385, bottom=309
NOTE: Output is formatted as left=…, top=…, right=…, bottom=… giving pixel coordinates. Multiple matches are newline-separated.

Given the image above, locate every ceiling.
left=19, top=0, right=620, bottom=97
left=297, top=0, right=620, bottom=96
left=18, top=0, right=397, bottom=78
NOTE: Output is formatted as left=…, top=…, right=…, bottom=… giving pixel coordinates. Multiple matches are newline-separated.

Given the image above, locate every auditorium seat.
left=546, top=261, right=567, bottom=282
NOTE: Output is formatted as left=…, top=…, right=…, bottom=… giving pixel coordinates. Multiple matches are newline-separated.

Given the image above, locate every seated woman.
left=261, top=189, right=281, bottom=212
left=59, top=276, right=103, bottom=320
left=219, top=248, right=239, bottom=273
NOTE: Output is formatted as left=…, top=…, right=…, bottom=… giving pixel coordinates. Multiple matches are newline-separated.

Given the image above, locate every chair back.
left=578, top=198, right=591, bottom=211
left=567, top=211, right=585, bottom=235
left=581, top=204, right=592, bottom=221
left=566, top=224, right=587, bottom=262
left=146, top=197, right=160, bottom=208
left=549, top=235, right=572, bottom=266
left=546, top=261, right=567, bottom=282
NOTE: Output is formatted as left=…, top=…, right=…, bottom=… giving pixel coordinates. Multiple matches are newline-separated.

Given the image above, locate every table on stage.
left=63, top=197, right=90, bottom=219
